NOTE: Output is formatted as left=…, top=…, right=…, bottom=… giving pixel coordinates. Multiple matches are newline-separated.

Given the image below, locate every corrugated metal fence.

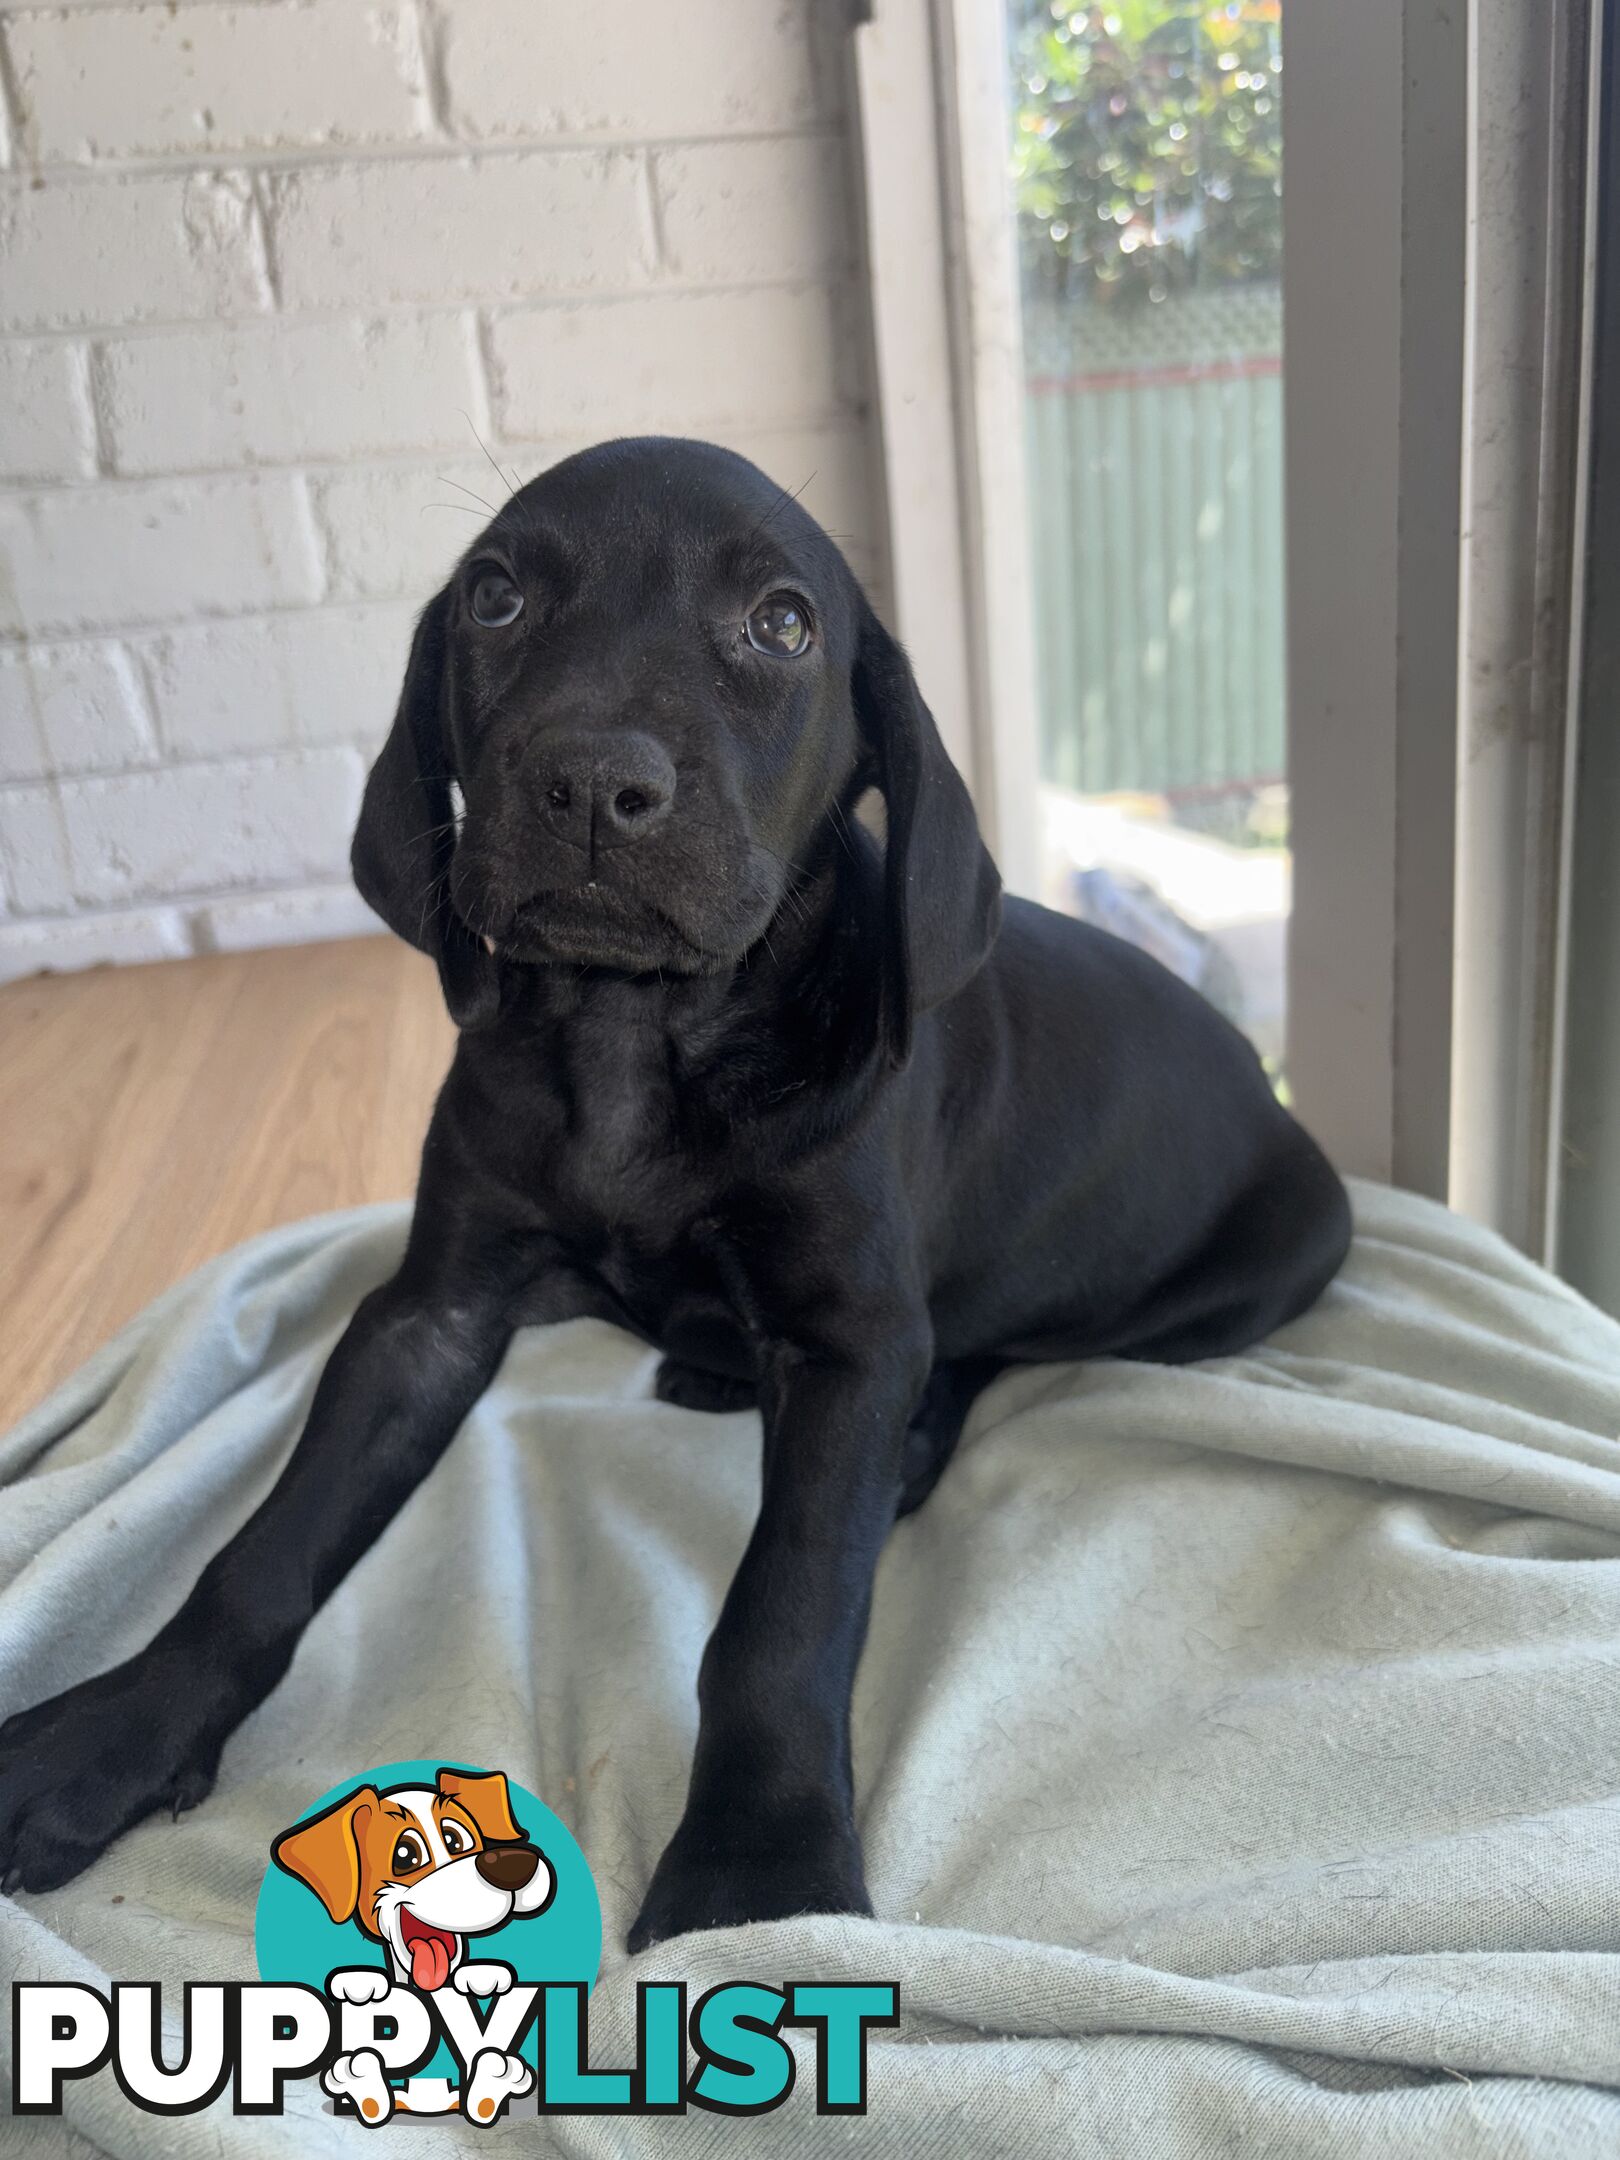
left=1024, top=285, right=1285, bottom=798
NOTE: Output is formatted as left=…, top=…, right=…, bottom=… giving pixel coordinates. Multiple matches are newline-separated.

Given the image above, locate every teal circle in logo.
left=254, top=1759, right=600, bottom=2085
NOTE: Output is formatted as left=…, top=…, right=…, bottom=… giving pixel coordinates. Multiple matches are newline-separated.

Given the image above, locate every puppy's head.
left=352, top=437, right=1000, bottom=1061
left=272, top=1767, right=554, bottom=1992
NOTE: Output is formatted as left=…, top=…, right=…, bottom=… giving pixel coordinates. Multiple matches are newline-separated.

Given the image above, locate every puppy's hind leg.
left=895, top=1358, right=1002, bottom=1518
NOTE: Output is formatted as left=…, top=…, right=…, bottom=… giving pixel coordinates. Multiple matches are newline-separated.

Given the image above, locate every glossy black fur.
left=0, top=440, right=1350, bottom=1944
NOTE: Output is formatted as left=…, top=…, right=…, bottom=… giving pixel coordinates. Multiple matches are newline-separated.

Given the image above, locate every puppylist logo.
left=11, top=1760, right=899, bottom=2126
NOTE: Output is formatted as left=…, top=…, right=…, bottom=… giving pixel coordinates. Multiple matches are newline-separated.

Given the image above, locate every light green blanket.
left=3, top=1181, right=1620, bottom=2154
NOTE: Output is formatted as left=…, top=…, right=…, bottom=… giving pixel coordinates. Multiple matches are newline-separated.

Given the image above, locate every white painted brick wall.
left=654, top=138, right=854, bottom=283
left=142, top=604, right=417, bottom=758
left=0, top=0, right=882, bottom=983
left=55, top=747, right=367, bottom=902
left=0, top=342, right=96, bottom=481
left=99, top=315, right=483, bottom=473
left=0, top=170, right=270, bottom=332
left=484, top=288, right=848, bottom=438
left=0, top=473, right=323, bottom=635
left=436, top=0, right=832, bottom=141
left=0, top=639, right=156, bottom=779
left=262, top=153, right=657, bottom=311
left=7, top=2, right=432, bottom=163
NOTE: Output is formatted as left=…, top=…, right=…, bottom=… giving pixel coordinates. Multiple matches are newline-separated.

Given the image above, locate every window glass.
left=1007, top=0, right=1288, bottom=1074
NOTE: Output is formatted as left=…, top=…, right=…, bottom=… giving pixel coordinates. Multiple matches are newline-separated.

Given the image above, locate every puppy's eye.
left=391, top=1832, right=428, bottom=1873
left=442, top=1822, right=470, bottom=1855
left=744, top=593, right=810, bottom=658
left=469, top=568, right=524, bottom=629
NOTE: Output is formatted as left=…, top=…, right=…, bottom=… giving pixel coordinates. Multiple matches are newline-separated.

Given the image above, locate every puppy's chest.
left=526, top=1021, right=726, bottom=1243
left=525, top=1032, right=758, bottom=1357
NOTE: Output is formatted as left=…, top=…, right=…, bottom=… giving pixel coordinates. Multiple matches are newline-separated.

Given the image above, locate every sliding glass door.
left=860, top=0, right=1594, bottom=1228
left=1005, top=1, right=1288, bottom=1073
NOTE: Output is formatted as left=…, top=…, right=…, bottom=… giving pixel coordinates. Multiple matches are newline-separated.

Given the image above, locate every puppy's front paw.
left=627, top=1804, right=870, bottom=1952
left=0, top=1657, right=227, bottom=1893
left=453, top=1962, right=514, bottom=1998
left=330, top=1967, right=393, bottom=2005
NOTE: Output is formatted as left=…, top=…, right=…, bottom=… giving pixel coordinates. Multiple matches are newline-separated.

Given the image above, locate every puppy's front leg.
left=629, top=1324, right=929, bottom=1950
left=0, top=1214, right=534, bottom=1893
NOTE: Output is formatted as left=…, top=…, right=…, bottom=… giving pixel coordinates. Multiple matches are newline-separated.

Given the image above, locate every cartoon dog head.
left=272, top=1767, right=555, bottom=1992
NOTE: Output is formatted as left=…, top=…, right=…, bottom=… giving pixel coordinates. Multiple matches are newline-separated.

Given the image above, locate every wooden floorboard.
left=0, top=936, right=454, bottom=1425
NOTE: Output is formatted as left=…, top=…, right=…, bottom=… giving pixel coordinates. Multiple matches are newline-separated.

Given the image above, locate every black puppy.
left=0, top=439, right=1349, bottom=1945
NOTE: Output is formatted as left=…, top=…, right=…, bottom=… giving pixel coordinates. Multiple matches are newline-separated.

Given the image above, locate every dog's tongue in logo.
left=401, top=1911, right=456, bottom=1993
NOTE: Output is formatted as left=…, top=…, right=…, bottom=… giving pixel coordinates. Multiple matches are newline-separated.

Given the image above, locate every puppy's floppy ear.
left=271, top=1785, right=379, bottom=1926
left=351, top=591, right=500, bottom=1031
left=852, top=600, right=1002, bottom=1066
left=437, top=1766, right=525, bottom=1845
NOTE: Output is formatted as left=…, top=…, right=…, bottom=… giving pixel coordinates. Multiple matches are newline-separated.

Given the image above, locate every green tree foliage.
left=1010, top=0, right=1283, bottom=306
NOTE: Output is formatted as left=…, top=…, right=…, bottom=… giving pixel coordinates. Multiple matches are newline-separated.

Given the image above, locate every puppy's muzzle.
left=475, top=1844, right=543, bottom=1891
left=536, top=731, right=675, bottom=854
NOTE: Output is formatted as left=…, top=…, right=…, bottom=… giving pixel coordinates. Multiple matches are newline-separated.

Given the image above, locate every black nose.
left=537, top=733, right=675, bottom=853
left=475, top=1844, right=540, bottom=1891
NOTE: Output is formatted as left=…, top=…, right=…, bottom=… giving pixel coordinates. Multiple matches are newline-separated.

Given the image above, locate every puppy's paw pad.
left=330, top=1967, right=393, bottom=2005
left=463, top=2048, right=532, bottom=2123
left=324, top=2048, right=394, bottom=2124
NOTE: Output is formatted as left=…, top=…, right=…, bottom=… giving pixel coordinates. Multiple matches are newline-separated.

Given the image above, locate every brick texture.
left=99, top=316, right=481, bottom=474
left=141, top=604, right=416, bottom=757
left=309, top=459, right=503, bottom=604
left=654, top=137, right=855, bottom=284
left=0, top=342, right=97, bottom=482
left=438, top=0, right=830, bottom=142
left=263, top=153, right=655, bottom=311
left=0, top=909, right=189, bottom=981
left=49, top=746, right=366, bottom=904
left=0, top=640, right=155, bottom=780
left=7, top=2, right=430, bottom=163
left=486, top=288, right=846, bottom=438
left=0, top=170, right=269, bottom=333
left=0, top=475, right=323, bottom=635
left=0, top=788, right=73, bottom=913
left=0, top=0, right=880, bottom=981
left=199, top=881, right=382, bottom=953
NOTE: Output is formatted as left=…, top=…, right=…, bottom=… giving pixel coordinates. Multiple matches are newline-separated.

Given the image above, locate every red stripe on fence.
left=1026, top=354, right=1282, bottom=396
